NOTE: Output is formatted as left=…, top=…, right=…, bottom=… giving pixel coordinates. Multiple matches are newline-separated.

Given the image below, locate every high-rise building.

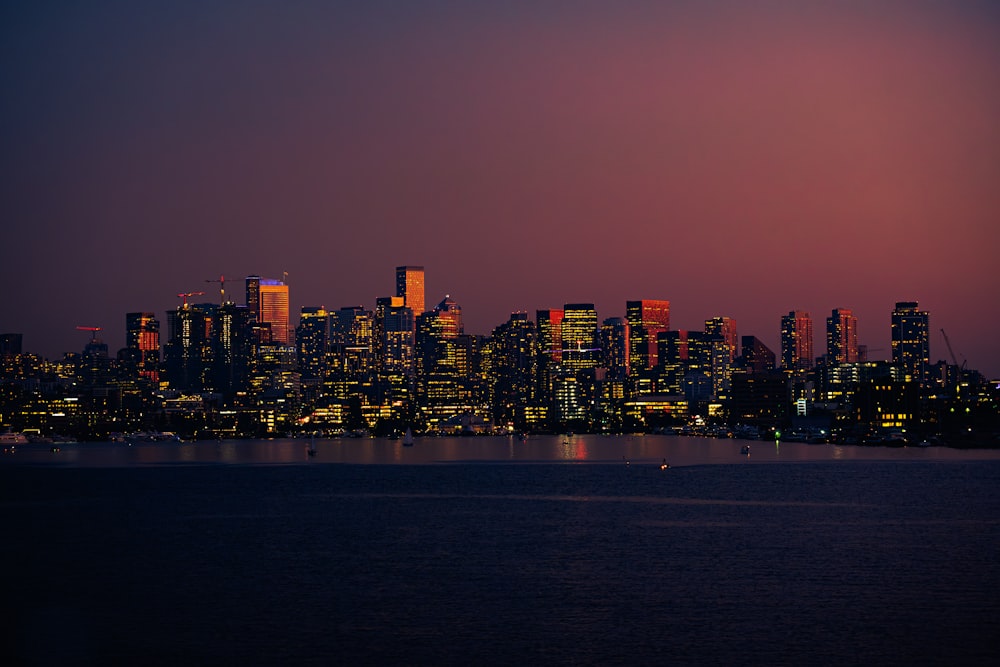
left=210, top=303, right=253, bottom=395
left=490, top=312, right=537, bottom=427
left=536, top=309, right=565, bottom=363
left=561, top=304, right=600, bottom=372
left=625, top=300, right=670, bottom=372
left=395, top=266, right=425, bottom=317
left=601, top=317, right=630, bottom=381
left=296, top=307, right=329, bottom=380
left=246, top=275, right=290, bottom=344
left=164, top=304, right=208, bottom=391
left=375, top=296, right=415, bottom=376
left=331, top=306, right=374, bottom=377
left=826, top=308, right=859, bottom=365
left=891, top=301, right=929, bottom=381
left=781, top=310, right=814, bottom=371
left=741, top=336, right=776, bottom=374
left=705, top=316, right=738, bottom=363
left=125, top=312, right=160, bottom=382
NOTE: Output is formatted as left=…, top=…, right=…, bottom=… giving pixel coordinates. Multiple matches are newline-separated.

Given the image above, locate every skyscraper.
left=125, top=312, right=160, bottom=382
left=375, top=296, right=415, bottom=376
left=625, top=300, right=670, bottom=371
left=705, top=316, right=738, bottom=363
left=781, top=310, right=814, bottom=371
left=601, top=317, right=630, bottom=381
left=395, top=266, right=425, bottom=317
left=826, top=308, right=858, bottom=365
left=561, top=304, right=599, bottom=371
left=296, top=307, right=330, bottom=380
left=891, top=301, right=929, bottom=381
left=164, top=304, right=208, bottom=391
left=246, top=275, right=290, bottom=345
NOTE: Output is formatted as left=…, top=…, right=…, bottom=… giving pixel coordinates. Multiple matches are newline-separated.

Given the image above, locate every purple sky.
left=2, top=1, right=999, bottom=376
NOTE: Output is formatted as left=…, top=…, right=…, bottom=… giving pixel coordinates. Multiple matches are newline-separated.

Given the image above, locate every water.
left=3, top=437, right=999, bottom=665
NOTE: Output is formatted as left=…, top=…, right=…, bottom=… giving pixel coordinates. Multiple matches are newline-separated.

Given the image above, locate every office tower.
left=375, top=296, right=415, bottom=375
left=781, top=310, right=814, bottom=370
left=536, top=309, right=565, bottom=363
left=396, top=266, right=425, bottom=316
left=491, top=312, right=537, bottom=426
left=891, top=301, right=929, bottom=381
left=296, top=307, right=330, bottom=380
left=705, top=316, right=738, bottom=363
left=164, top=304, right=208, bottom=391
left=826, top=308, right=859, bottom=365
left=331, top=306, right=374, bottom=376
left=126, top=312, right=160, bottom=382
left=416, top=297, right=463, bottom=376
left=601, top=317, right=630, bottom=381
left=561, top=304, right=600, bottom=371
left=246, top=275, right=290, bottom=344
left=211, top=303, right=253, bottom=395
left=535, top=308, right=565, bottom=407
left=741, top=336, right=776, bottom=374
left=625, top=300, right=670, bottom=371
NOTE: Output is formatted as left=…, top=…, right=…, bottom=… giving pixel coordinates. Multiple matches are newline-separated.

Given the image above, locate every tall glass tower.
left=891, top=301, right=929, bottom=381
left=781, top=310, right=814, bottom=371
left=395, top=266, right=425, bottom=317
left=826, top=308, right=858, bottom=365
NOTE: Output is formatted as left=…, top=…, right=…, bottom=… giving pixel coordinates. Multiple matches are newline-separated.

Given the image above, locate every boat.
left=402, top=428, right=414, bottom=447
left=0, top=432, right=29, bottom=445
left=740, top=444, right=751, bottom=456
left=660, top=459, right=670, bottom=470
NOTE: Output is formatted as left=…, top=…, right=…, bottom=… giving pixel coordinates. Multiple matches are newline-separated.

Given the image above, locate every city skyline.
left=0, top=267, right=979, bottom=378
left=2, top=2, right=998, bottom=376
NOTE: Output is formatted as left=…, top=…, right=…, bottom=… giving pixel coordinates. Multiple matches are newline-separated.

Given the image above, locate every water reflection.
left=3, top=435, right=999, bottom=468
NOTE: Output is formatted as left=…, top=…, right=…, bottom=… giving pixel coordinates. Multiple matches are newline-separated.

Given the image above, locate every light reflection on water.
left=3, top=434, right=1000, bottom=467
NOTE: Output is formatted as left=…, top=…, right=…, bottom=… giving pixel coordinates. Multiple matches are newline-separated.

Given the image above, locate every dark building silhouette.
left=891, top=301, right=929, bottom=381
left=741, top=336, right=776, bottom=374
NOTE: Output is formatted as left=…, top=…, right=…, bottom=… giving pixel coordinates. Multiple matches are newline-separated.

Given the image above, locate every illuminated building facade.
left=781, top=310, right=814, bottom=371
left=296, top=307, right=329, bottom=380
left=331, top=306, right=374, bottom=377
left=260, top=279, right=290, bottom=345
left=626, top=300, right=670, bottom=371
left=705, top=316, right=738, bottom=363
left=396, top=266, right=425, bottom=317
left=561, top=304, right=599, bottom=372
left=826, top=308, right=859, bottom=365
left=601, top=317, right=629, bottom=381
left=125, top=312, right=160, bottom=382
left=891, top=301, right=929, bottom=381
left=490, top=312, right=537, bottom=427
left=375, top=296, right=414, bottom=376
left=164, top=304, right=208, bottom=391
left=210, top=303, right=253, bottom=396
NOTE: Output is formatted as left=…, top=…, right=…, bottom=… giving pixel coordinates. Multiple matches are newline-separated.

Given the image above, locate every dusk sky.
left=2, top=1, right=999, bottom=376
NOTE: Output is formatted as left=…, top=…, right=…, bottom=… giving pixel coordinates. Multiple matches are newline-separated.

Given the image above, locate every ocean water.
left=3, top=439, right=999, bottom=666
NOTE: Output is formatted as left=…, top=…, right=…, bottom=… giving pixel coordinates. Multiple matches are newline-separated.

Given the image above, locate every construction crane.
left=205, top=275, right=226, bottom=305
left=75, top=326, right=102, bottom=343
left=176, top=291, right=205, bottom=307
left=940, top=329, right=966, bottom=369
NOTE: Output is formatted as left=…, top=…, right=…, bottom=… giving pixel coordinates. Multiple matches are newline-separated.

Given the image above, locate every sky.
left=2, top=1, right=999, bottom=376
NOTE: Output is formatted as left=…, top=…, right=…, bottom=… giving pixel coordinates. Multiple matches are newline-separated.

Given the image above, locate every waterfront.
left=3, top=437, right=1000, bottom=665
left=4, top=433, right=1000, bottom=467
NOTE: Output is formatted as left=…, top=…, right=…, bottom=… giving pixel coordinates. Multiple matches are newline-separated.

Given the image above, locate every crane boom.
left=940, top=329, right=964, bottom=368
